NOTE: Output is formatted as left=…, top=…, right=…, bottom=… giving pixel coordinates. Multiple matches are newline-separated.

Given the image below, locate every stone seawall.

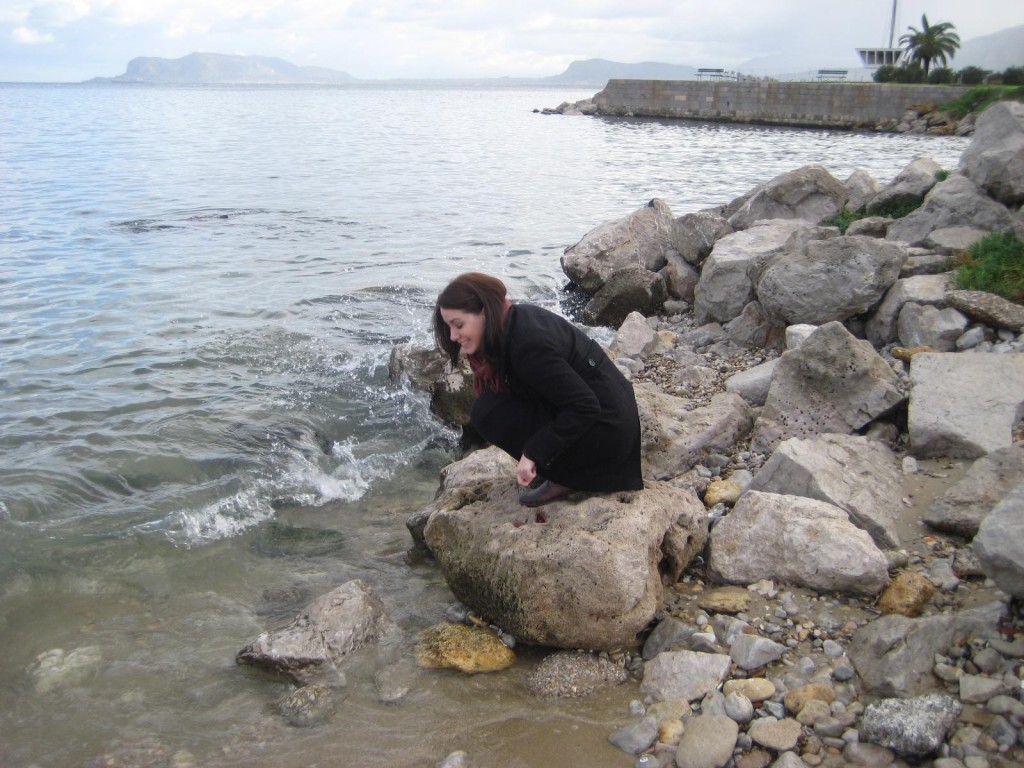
left=592, top=80, right=968, bottom=130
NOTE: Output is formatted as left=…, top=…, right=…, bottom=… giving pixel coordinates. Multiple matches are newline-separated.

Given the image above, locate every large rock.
left=562, top=198, right=676, bottom=292
left=706, top=491, right=890, bottom=596
left=422, top=450, right=708, bottom=650
left=886, top=174, right=1018, bottom=246
left=749, top=433, right=903, bottom=549
left=751, top=322, right=906, bottom=453
left=693, top=219, right=830, bottom=325
left=724, top=358, right=780, bottom=407
left=723, top=301, right=785, bottom=350
left=844, top=168, right=882, bottom=212
left=727, top=165, right=848, bottom=230
left=959, top=100, right=1024, bottom=207
left=389, top=343, right=473, bottom=427
left=611, top=311, right=659, bottom=359
left=924, top=447, right=1024, bottom=538
left=946, top=289, right=1024, bottom=333
left=973, top=482, right=1024, bottom=597
left=636, top=385, right=754, bottom=481
left=861, top=694, right=962, bottom=759
left=582, top=265, right=667, bottom=327
left=236, top=579, right=401, bottom=686
left=848, top=602, right=1004, bottom=696
left=640, top=650, right=732, bottom=703
left=866, top=157, right=943, bottom=214
left=674, top=210, right=734, bottom=265
left=754, top=235, right=907, bottom=325
left=896, top=303, right=968, bottom=351
left=660, top=251, right=700, bottom=301
left=866, top=273, right=952, bottom=347
left=908, top=353, right=1024, bottom=458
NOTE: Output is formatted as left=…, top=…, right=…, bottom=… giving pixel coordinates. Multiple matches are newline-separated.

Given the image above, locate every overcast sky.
left=3, top=0, right=1023, bottom=82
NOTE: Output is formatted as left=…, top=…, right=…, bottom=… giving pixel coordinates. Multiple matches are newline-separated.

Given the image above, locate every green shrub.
left=941, top=85, right=1024, bottom=118
left=954, top=231, right=1024, bottom=303
left=934, top=169, right=950, bottom=182
left=873, top=65, right=899, bottom=83
left=959, top=66, right=990, bottom=85
left=929, top=67, right=955, bottom=84
left=828, top=199, right=923, bottom=233
left=1002, top=67, right=1024, bottom=86
left=829, top=209, right=865, bottom=233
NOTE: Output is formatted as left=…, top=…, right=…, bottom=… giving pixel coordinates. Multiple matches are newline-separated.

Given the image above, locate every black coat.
left=470, top=303, right=643, bottom=492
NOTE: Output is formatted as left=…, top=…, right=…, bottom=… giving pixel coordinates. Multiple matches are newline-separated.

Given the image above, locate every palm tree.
left=899, top=14, right=960, bottom=76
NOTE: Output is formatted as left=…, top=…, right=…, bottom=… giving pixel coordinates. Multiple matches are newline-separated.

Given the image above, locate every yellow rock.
left=704, top=479, right=742, bottom=507
left=891, top=345, right=939, bottom=362
left=784, top=682, right=837, bottom=714
left=877, top=571, right=936, bottom=617
left=415, top=622, right=515, bottom=673
left=724, top=677, right=776, bottom=703
left=697, top=586, right=751, bottom=614
left=658, top=718, right=685, bottom=746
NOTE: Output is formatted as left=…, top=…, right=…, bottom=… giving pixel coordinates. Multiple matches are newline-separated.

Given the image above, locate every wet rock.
left=707, top=491, right=889, bottom=597
left=697, top=586, right=751, bottom=614
left=674, top=714, right=739, bottom=768
left=730, top=634, right=787, bottom=671
left=640, top=650, right=731, bottom=703
left=278, top=684, right=336, bottom=727
left=861, top=693, right=962, bottom=758
left=415, top=623, right=515, bottom=674
left=29, top=646, right=103, bottom=694
left=643, top=616, right=697, bottom=660
left=388, top=343, right=474, bottom=427
left=236, top=579, right=400, bottom=686
left=877, top=571, right=937, bottom=617
left=527, top=651, right=628, bottom=698
left=908, top=353, right=1024, bottom=458
left=608, top=715, right=659, bottom=755
left=582, top=265, right=668, bottom=327
left=973, top=482, right=1024, bottom=598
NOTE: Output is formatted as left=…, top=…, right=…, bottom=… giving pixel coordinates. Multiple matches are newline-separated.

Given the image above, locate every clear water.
left=0, top=82, right=969, bottom=767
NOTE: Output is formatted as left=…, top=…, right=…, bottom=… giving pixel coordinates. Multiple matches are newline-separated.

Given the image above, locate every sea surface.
left=0, top=82, right=970, bottom=767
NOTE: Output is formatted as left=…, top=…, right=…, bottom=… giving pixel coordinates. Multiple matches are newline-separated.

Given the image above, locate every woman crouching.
left=433, top=272, right=643, bottom=507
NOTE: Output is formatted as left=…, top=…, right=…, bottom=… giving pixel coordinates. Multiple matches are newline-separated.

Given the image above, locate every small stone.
left=698, top=586, right=751, bottom=614
left=724, top=691, right=755, bottom=723
left=748, top=716, right=803, bottom=751
left=658, top=718, right=685, bottom=746
left=797, top=699, right=833, bottom=726
left=785, top=683, right=837, bottom=715
left=877, top=571, right=936, bottom=617
left=674, top=715, right=739, bottom=768
left=959, top=674, right=1009, bottom=704
left=843, top=741, right=897, bottom=765
left=723, top=677, right=776, bottom=703
left=730, top=634, right=787, bottom=671
left=527, top=651, right=627, bottom=698
left=278, top=684, right=336, bottom=727
left=416, top=623, right=515, bottom=674
left=608, top=716, right=659, bottom=755
left=704, top=478, right=742, bottom=507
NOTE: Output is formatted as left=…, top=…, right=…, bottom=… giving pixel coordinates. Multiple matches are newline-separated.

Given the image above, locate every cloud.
left=12, top=25, right=54, bottom=44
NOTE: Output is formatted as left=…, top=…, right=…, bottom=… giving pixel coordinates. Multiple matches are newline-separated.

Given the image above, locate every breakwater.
left=593, top=80, right=968, bottom=130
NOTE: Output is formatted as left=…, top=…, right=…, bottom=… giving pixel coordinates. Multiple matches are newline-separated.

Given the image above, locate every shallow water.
left=0, top=82, right=971, bottom=766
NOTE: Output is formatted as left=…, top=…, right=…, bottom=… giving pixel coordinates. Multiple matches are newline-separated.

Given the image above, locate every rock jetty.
left=387, top=100, right=1024, bottom=767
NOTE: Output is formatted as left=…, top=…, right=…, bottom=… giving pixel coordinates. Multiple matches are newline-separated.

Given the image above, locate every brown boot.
left=519, top=480, right=574, bottom=508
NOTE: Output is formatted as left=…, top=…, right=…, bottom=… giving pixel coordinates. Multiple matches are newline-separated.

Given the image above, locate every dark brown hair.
left=433, top=272, right=509, bottom=366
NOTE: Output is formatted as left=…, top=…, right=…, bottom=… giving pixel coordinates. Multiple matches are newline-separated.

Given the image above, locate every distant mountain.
left=544, top=58, right=698, bottom=86
left=105, top=52, right=355, bottom=84
left=954, top=24, right=1024, bottom=72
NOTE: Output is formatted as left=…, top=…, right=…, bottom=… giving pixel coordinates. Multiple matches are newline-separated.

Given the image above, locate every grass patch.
left=941, top=86, right=1024, bottom=119
left=828, top=199, right=924, bottom=233
left=954, top=231, right=1024, bottom=303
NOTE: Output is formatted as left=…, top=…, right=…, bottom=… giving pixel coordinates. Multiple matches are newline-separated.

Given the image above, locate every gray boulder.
left=886, top=174, right=1017, bottom=246
left=908, top=353, right=1024, bottom=458
left=861, top=694, right=962, bottom=758
left=866, top=273, right=952, bottom=347
left=582, top=265, right=667, bottom=327
left=896, top=303, right=968, bottom=351
left=422, top=451, right=708, bottom=650
left=706, top=491, right=890, bottom=596
left=236, top=579, right=401, bottom=687
left=844, top=168, right=882, bottom=212
left=751, top=322, right=906, bottom=453
left=749, top=433, right=903, bottom=549
left=674, top=210, right=734, bottom=265
left=640, top=650, right=732, bottom=703
left=661, top=251, right=700, bottom=301
left=973, top=482, right=1024, bottom=597
left=923, top=226, right=990, bottom=254
left=848, top=602, right=1003, bottom=696
left=867, top=156, right=943, bottom=214
left=562, top=198, right=676, bottom=292
left=845, top=215, right=891, bottom=238
left=754, top=235, right=907, bottom=325
left=959, top=100, right=1024, bottom=207
left=610, top=311, right=658, bottom=359
left=946, top=289, right=1024, bottom=332
left=724, top=358, right=780, bottom=406
left=694, top=219, right=829, bottom=325
left=723, top=301, right=786, bottom=350
left=389, top=343, right=473, bottom=427
left=727, top=165, right=848, bottom=230
left=674, top=715, right=739, bottom=768
left=923, top=446, right=1024, bottom=538
left=636, top=384, right=754, bottom=481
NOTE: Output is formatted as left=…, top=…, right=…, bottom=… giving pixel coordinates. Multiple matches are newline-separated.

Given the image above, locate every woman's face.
left=439, top=308, right=485, bottom=356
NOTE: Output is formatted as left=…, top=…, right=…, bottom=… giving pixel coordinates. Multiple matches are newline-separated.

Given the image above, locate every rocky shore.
left=235, top=102, right=1024, bottom=767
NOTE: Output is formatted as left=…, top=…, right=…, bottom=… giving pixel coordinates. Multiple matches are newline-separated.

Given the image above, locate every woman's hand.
left=516, top=455, right=537, bottom=487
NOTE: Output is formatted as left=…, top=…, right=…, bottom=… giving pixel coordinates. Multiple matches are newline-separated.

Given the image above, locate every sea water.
left=0, top=82, right=969, bottom=767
